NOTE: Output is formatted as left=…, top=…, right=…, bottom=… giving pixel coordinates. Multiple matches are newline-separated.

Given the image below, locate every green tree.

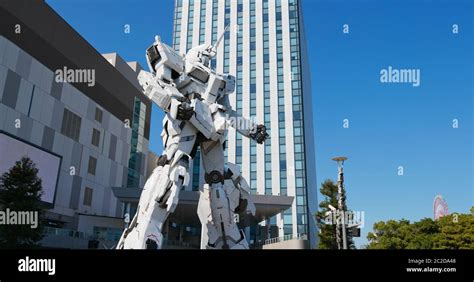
left=432, top=211, right=474, bottom=249
left=367, top=208, right=473, bottom=249
left=0, top=157, right=44, bottom=248
left=316, top=179, right=355, bottom=249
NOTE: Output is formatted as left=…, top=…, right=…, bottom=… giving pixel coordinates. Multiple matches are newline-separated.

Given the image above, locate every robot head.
left=185, top=44, right=212, bottom=67
left=183, top=26, right=231, bottom=71
left=146, top=36, right=184, bottom=84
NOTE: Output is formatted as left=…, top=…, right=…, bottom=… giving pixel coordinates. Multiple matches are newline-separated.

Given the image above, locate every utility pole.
left=332, top=156, right=348, bottom=250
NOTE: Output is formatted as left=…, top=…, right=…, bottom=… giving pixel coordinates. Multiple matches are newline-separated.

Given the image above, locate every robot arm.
left=248, top=124, right=269, bottom=144
left=138, top=70, right=173, bottom=111
left=227, top=108, right=268, bottom=144
left=219, top=94, right=269, bottom=144
left=138, top=70, right=195, bottom=120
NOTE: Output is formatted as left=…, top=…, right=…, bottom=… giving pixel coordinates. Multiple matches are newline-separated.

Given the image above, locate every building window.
left=83, top=187, right=93, bottom=206
left=91, top=128, right=101, bottom=147
left=127, top=97, right=146, bottom=188
left=93, top=226, right=123, bottom=241
left=61, top=108, right=82, bottom=141
left=95, top=107, right=103, bottom=123
left=88, top=156, right=97, bottom=175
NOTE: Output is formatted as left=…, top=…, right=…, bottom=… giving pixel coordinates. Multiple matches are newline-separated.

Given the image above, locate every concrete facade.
left=0, top=0, right=151, bottom=249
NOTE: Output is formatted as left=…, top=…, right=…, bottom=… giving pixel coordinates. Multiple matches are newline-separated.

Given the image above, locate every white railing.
left=263, top=233, right=308, bottom=245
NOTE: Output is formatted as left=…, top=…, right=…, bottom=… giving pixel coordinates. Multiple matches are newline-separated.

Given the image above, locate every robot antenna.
left=208, top=25, right=230, bottom=56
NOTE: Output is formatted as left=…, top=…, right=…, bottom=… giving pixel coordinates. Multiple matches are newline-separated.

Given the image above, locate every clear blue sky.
left=48, top=0, right=473, bottom=247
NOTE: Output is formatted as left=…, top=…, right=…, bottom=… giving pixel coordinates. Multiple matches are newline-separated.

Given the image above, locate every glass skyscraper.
left=173, top=0, right=317, bottom=248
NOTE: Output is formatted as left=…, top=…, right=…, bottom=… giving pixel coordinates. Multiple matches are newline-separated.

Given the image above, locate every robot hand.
left=250, top=124, right=269, bottom=144
left=176, top=101, right=194, bottom=120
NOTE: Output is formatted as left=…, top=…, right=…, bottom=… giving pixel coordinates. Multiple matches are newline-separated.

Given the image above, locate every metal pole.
left=337, top=164, right=348, bottom=250
left=333, top=156, right=348, bottom=250
left=335, top=180, right=342, bottom=249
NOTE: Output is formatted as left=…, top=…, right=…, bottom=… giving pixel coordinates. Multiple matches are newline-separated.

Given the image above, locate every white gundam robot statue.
left=117, top=30, right=268, bottom=250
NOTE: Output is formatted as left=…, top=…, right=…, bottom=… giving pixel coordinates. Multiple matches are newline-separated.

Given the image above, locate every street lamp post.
left=332, top=156, right=348, bottom=250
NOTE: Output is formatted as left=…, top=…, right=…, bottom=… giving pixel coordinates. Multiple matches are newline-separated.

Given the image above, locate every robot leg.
left=117, top=152, right=190, bottom=249
left=198, top=181, right=249, bottom=249
left=225, top=162, right=256, bottom=217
